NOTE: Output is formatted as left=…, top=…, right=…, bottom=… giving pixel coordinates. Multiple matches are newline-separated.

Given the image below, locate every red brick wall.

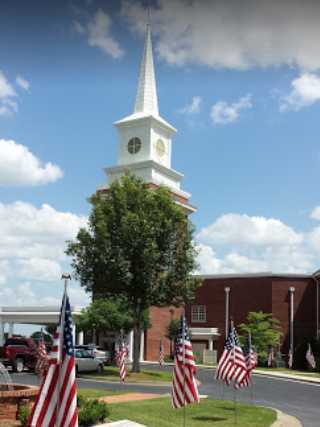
left=144, top=275, right=317, bottom=361
left=144, top=306, right=183, bottom=361
left=186, top=276, right=272, bottom=355
left=271, top=277, right=317, bottom=352
left=184, top=275, right=317, bottom=357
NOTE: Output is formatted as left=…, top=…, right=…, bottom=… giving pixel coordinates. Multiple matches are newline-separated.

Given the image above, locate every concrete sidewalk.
left=271, top=409, right=303, bottom=427
left=254, top=369, right=320, bottom=384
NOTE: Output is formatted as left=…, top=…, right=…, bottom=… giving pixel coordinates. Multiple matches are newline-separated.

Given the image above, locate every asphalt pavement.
left=10, top=367, right=320, bottom=427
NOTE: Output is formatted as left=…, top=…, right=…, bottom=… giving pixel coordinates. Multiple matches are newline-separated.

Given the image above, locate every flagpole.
left=56, top=273, right=71, bottom=427
left=249, top=331, right=254, bottom=405
left=230, top=319, right=238, bottom=426
left=182, top=310, right=187, bottom=427
left=233, top=386, right=238, bottom=425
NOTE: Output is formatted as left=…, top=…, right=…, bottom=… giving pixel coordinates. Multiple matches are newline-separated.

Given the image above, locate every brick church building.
left=97, top=21, right=320, bottom=364
left=144, top=272, right=319, bottom=362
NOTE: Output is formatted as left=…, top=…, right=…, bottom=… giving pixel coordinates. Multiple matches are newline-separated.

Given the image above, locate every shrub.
left=18, top=404, right=30, bottom=427
left=78, top=398, right=109, bottom=427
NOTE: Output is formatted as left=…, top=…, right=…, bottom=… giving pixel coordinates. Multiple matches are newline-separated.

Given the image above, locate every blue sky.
left=1, top=0, right=320, bottom=324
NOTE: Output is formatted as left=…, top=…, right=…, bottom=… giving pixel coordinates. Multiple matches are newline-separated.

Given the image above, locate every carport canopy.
left=0, top=306, right=83, bottom=346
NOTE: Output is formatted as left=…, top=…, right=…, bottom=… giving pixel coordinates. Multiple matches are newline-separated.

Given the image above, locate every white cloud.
left=196, top=212, right=318, bottom=275
left=311, top=206, right=320, bottom=220
left=197, top=213, right=302, bottom=247
left=17, top=258, right=62, bottom=282
left=280, top=73, right=320, bottom=112
left=122, top=0, right=320, bottom=71
left=211, top=95, right=252, bottom=125
left=75, top=9, right=124, bottom=58
left=0, top=201, right=87, bottom=305
left=16, top=75, right=30, bottom=92
left=0, top=260, right=9, bottom=285
left=0, top=201, right=87, bottom=259
left=0, top=139, right=63, bottom=186
left=308, top=226, right=320, bottom=252
left=179, top=96, right=202, bottom=114
left=0, top=282, right=89, bottom=307
left=0, top=71, right=18, bottom=116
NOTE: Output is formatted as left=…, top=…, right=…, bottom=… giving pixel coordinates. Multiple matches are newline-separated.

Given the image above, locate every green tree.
left=239, top=311, right=282, bottom=366
left=66, top=175, right=200, bottom=372
left=166, top=318, right=181, bottom=358
left=74, top=298, right=150, bottom=338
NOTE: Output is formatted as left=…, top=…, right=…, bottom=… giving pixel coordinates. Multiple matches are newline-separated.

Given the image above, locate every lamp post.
left=289, top=287, right=295, bottom=357
left=224, top=287, right=230, bottom=339
left=311, top=274, right=319, bottom=340
left=316, top=278, right=319, bottom=340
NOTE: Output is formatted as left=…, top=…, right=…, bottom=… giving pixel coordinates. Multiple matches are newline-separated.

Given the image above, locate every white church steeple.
left=134, top=23, right=159, bottom=116
left=102, top=19, right=196, bottom=214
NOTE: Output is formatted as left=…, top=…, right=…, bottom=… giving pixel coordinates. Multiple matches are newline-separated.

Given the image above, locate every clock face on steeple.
left=154, top=138, right=167, bottom=164
left=156, top=139, right=166, bottom=157
left=127, top=137, right=142, bottom=154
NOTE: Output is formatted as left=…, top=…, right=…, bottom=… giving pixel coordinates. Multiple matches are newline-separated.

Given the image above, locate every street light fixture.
left=224, top=287, right=230, bottom=339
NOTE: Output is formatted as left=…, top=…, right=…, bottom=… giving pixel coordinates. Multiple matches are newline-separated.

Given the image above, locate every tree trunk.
left=132, top=323, right=141, bottom=373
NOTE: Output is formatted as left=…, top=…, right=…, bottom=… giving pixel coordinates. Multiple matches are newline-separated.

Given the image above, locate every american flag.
left=35, top=332, right=49, bottom=379
left=306, top=343, right=316, bottom=369
left=215, top=323, right=248, bottom=387
left=288, top=349, right=293, bottom=369
left=159, top=339, right=164, bottom=367
left=238, top=333, right=257, bottom=388
left=171, top=315, right=200, bottom=409
left=243, top=333, right=257, bottom=372
left=267, top=346, right=274, bottom=368
left=29, top=293, right=78, bottom=427
left=118, top=342, right=128, bottom=383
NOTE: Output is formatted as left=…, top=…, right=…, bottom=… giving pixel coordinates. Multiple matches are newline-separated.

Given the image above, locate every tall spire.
left=134, top=22, right=159, bottom=116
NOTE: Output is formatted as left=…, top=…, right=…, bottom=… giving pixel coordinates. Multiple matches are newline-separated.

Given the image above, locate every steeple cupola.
left=101, top=20, right=196, bottom=214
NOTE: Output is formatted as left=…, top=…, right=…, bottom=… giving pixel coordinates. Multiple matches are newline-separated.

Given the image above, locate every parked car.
left=75, top=344, right=110, bottom=365
left=75, top=348, right=104, bottom=374
left=0, top=337, right=37, bottom=373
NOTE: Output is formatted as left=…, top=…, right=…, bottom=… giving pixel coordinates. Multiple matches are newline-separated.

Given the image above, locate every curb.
left=271, top=409, right=303, bottom=427
left=142, top=361, right=320, bottom=385
left=254, top=370, right=320, bottom=385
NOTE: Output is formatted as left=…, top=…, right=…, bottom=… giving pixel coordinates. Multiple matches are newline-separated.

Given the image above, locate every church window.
left=191, top=305, right=206, bottom=323
left=128, top=137, right=142, bottom=154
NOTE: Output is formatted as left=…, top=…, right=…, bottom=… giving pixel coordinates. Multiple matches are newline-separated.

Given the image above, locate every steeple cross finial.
left=147, top=2, right=151, bottom=26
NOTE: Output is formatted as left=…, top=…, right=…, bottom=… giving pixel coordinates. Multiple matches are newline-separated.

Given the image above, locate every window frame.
left=191, top=305, right=207, bottom=323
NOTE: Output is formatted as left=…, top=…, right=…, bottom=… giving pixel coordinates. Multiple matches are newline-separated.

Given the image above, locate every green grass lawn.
left=108, top=397, right=276, bottom=427
left=81, top=366, right=172, bottom=383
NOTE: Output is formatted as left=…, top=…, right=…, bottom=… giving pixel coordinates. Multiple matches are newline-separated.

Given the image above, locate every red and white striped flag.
left=171, top=315, right=200, bottom=409
left=238, top=332, right=257, bottom=388
left=288, top=349, right=293, bottom=369
left=159, top=339, right=164, bottom=367
left=215, top=323, right=248, bottom=387
left=267, top=346, right=274, bottom=368
left=119, top=342, right=128, bottom=383
left=306, top=343, right=316, bottom=369
left=35, top=333, right=49, bottom=379
left=29, top=292, right=78, bottom=427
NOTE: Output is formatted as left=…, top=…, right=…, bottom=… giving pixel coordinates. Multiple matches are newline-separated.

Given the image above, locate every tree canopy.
left=239, top=311, right=282, bottom=366
left=74, top=298, right=150, bottom=336
left=66, top=175, right=200, bottom=371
